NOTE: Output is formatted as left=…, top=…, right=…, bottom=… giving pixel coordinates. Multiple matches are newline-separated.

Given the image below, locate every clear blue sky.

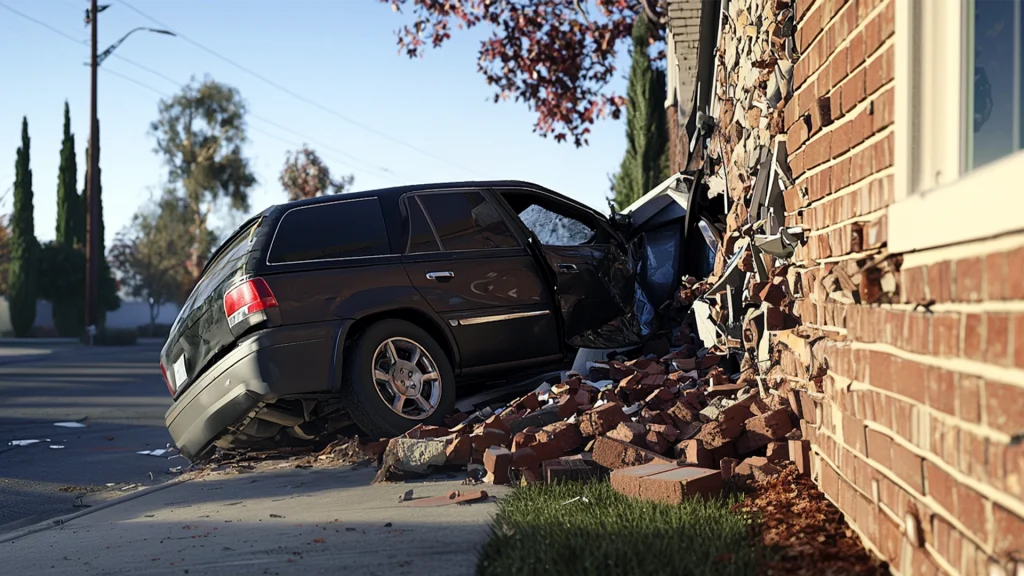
left=0, top=0, right=631, bottom=248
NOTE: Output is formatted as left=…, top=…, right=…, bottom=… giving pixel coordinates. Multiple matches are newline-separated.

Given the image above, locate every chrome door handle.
left=557, top=263, right=579, bottom=273
left=426, top=271, right=455, bottom=281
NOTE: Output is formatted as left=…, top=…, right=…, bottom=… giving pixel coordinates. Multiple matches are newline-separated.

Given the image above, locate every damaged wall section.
left=689, top=0, right=1024, bottom=574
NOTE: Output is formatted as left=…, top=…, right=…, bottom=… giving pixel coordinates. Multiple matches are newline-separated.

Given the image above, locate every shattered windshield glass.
left=518, top=204, right=595, bottom=246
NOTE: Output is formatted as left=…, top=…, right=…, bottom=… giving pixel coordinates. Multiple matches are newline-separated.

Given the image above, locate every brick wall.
left=666, top=0, right=703, bottom=174
left=770, top=0, right=1024, bottom=574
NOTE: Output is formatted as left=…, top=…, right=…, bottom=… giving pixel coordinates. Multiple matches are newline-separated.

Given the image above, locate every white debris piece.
left=49, top=445, right=65, bottom=449
left=53, top=422, right=86, bottom=428
left=137, top=449, right=170, bottom=457
left=9, top=439, right=44, bottom=446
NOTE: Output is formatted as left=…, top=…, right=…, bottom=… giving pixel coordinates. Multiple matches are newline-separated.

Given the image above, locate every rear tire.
left=341, top=319, right=455, bottom=439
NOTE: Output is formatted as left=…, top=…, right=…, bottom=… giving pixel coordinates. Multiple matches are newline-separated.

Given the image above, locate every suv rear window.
left=417, top=191, right=518, bottom=251
left=178, top=218, right=261, bottom=321
left=269, top=198, right=390, bottom=264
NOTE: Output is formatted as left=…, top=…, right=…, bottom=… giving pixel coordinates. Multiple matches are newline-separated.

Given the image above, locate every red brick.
left=954, top=257, right=984, bottom=301
left=610, top=462, right=680, bottom=498
left=879, top=0, right=895, bottom=39
left=933, top=313, right=960, bottom=358
left=842, top=69, right=867, bottom=114
left=591, top=436, right=674, bottom=470
left=867, top=428, right=893, bottom=467
left=873, top=87, right=895, bottom=133
left=985, top=313, right=1010, bottom=366
left=866, top=45, right=893, bottom=95
left=852, top=106, right=874, bottom=146
left=849, top=30, right=866, bottom=69
left=985, top=380, right=1024, bottom=436
left=955, top=484, right=989, bottom=542
left=891, top=356, right=927, bottom=403
left=927, top=261, right=952, bottom=302
left=985, top=252, right=1007, bottom=300
left=536, top=421, right=584, bottom=455
left=483, top=446, right=512, bottom=484
left=1008, top=247, right=1024, bottom=299
left=924, top=460, right=956, bottom=513
left=902, top=267, right=927, bottom=303
left=878, top=514, right=902, bottom=564
left=578, top=402, right=627, bottom=437
left=830, top=46, right=849, bottom=86
left=1015, top=314, right=1024, bottom=369
left=993, top=504, right=1024, bottom=556
left=926, top=368, right=956, bottom=416
left=639, top=466, right=724, bottom=503
left=843, top=413, right=866, bottom=454
left=873, top=132, right=894, bottom=169
left=789, top=439, right=812, bottom=476
left=963, top=314, right=984, bottom=361
left=957, top=375, right=982, bottom=423
left=891, top=442, right=924, bottom=493
left=864, top=9, right=883, bottom=56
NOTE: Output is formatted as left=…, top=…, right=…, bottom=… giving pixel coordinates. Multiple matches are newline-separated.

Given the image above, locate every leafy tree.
left=279, top=145, right=354, bottom=201
left=150, top=76, right=256, bottom=282
left=9, top=117, right=38, bottom=336
left=57, top=101, right=80, bottom=247
left=110, top=192, right=209, bottom=328
left=612, top=13, right=668, bottom=211
left=383, top=0, right=665, bottom=146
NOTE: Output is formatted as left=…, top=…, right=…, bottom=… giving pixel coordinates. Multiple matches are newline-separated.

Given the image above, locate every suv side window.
left=268, top=198, right=390, bottom=264
left=517, top=204, right=595, bottom=246
left=417, top=191, right=519, bottom=251
left=404, top=197, right=441, bottom=254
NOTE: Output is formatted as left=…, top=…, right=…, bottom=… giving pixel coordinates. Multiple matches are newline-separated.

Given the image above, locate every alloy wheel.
left=371, top=337, right=442, bottom=420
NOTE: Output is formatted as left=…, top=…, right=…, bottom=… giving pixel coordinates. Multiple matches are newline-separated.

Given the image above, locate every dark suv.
left=160, top=180, right=714, bottom=460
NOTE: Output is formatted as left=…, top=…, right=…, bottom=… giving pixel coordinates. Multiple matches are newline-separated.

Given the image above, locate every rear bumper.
left=165, top=321, right=350, bottom=460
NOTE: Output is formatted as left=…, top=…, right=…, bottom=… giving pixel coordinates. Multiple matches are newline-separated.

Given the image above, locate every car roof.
left=266, top=180, right=603, bottom=217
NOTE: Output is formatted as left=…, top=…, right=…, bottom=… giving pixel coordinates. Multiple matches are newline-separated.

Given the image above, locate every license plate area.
left=173, top=354, right=188, bottom=387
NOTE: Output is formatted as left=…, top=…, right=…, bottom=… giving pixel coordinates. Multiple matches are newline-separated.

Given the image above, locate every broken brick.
left=674, top=439, right=714, bottom=468
left=749, top=396, right=773, bottom=416
left=471, top=428, right=511, bottom=455
left=704, top=383, right=747, bottom=400
left=608, top=361, right=638, bottom=380
left=574, top=388, right=594, bottom=407
left=721, top=457, right=739, bottom=480
left=648, top=424, right=680, bottom=444
left=591, top=436, right=675, bottom=470
left=788, top=439, right=812, bottom=476
left=404, top=424, right=449, bottom=439
left=444, top=434, right=472, bottom=466
left=766, top=441, right=789, bottom=463
left=639, top=466, right=724, bottom=503
left=738, top=408, right=795, bottom=453
left=483, top=414, right=512, bottom=435
left=759, top=283, right=788, bottom=306
left=543, top=454, right=603, bottom=484
left=556, top=394, right=579, bottom=419
left=607, top=421, right=647, bottom=445
left=511, top=447, right=541, bottom=470
left=645, top=387, right=676, bottom=411
left=667, top=401, right=700, bottom=429
left=735, top=456, right=783, bottom=481
left=645, top=430, right=672, bottom=454
left=579, top=402, right=628, bottom=437
left=536, top=421, right=583, bottom=455
left=483, top=447, right=512, bottom=484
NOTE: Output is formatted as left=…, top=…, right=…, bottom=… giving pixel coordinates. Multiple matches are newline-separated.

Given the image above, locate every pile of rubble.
left=363, top=276, right=813, bottom=505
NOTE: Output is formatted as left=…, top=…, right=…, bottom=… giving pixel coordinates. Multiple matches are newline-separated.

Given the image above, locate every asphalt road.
left=0, top=343, right=177, bottom=531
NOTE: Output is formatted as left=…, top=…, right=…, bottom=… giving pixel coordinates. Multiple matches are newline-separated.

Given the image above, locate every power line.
left=0, top=1, right=85, bottom=45
left=116, top=0, right=483, bottom=178
left=1, top=2, right=405, bottom=188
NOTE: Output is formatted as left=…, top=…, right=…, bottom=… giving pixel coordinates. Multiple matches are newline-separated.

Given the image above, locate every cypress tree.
left=612, top=13, right=669, bottom=211
left=49, top=102, right=85, bottom=337
left=82, top=119, right=117, bottom=327
left=57, top=101, right=80, bottom=247
left=9, top=117, right=38, bottom=336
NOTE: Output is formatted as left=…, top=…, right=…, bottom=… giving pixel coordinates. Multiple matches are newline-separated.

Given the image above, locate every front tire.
left=341, top=319, right=455, bottom=438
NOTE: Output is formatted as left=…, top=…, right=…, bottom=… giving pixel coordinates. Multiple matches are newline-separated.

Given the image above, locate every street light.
left=97, top=27, right=176, bottom=66
left=84, top=2, right=175, bottom=343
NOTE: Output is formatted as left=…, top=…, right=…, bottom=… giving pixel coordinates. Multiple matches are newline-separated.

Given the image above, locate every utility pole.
left=83, top=4, right=173, bottom=343
left=85, top=0, right=100, bottom=344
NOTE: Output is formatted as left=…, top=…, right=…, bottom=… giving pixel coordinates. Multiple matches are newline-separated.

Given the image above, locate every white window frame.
left=890, top=0, right=1024, bottom=253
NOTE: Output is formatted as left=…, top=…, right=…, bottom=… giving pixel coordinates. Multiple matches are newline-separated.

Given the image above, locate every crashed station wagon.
left=160, top=180, right=720, bottom=460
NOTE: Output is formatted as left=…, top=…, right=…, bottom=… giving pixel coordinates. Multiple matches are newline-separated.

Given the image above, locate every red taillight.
left=224, top=277, right=278, bottom=327
left=161, top=362, right=174, bottom=396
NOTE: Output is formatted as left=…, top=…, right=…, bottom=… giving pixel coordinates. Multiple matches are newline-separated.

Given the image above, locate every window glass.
left=180, top=218, right=260, bottom=320
left=269, top=198, right=390, bottom=264
left=517, top=203, right=595, bottom=246
left=967, top=0, right=1022, bottom=170
left=405, top=197, right=440, bottom=254
left=417, top=192, right=519, bottom=251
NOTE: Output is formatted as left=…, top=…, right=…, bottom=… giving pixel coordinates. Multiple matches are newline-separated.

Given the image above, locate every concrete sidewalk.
left=3, top=466, right=509, bottom=576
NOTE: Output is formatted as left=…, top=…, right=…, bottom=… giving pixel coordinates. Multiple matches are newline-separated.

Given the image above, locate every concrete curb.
left=0, top=474, right=194, bottom=544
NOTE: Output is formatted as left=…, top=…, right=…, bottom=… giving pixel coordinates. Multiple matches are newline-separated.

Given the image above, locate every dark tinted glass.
left=405, top=198, right=440, bottom=254
left=269, top=198, right=390, bottom=264
left=418, top=192, right=518, bottom=251
left=181, top=218, right=260, bottom=320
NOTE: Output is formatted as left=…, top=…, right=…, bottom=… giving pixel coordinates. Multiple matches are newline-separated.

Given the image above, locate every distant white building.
left=0, top=297, right=180, bottom=335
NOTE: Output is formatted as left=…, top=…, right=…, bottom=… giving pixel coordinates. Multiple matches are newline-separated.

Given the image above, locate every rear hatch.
left=160, top=217, right=265, bottom=398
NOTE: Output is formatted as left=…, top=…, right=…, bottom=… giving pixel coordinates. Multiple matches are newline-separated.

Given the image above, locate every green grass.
left=476, top=481, right=765, bottom=576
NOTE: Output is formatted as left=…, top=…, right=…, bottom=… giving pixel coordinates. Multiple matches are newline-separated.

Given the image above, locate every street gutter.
left=0, top=473, right=195, bottom=544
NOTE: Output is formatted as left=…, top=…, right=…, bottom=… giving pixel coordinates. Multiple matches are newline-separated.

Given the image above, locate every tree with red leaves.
left=382, top=0, right=664, bottom=147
